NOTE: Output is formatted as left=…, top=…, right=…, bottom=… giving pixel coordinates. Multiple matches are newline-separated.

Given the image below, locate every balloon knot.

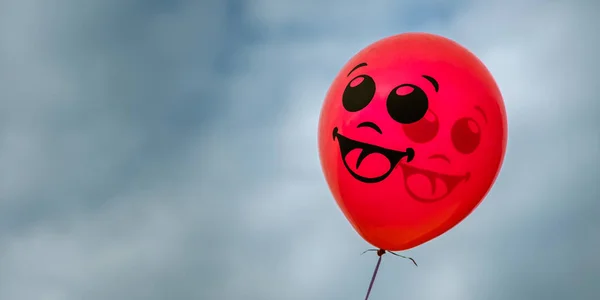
left=361, top=248, right=418, bottom=267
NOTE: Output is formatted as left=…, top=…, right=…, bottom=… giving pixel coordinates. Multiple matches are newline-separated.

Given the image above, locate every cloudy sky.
left=0, top=0, right=598, bottom=299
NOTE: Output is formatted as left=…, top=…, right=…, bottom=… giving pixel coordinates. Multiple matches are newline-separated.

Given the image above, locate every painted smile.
left=332, top=127, right=415, bottom=183
left=399, top=163, right=470, bottom=203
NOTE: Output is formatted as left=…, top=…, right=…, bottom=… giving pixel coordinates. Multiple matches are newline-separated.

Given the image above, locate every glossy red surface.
left=318, top=33, right=507, bottom=251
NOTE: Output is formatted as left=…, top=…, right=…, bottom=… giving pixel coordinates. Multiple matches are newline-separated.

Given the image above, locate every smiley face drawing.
left=318, top=33, right=507, bottom=251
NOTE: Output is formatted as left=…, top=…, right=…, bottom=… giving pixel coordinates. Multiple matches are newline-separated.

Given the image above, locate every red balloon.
left=318, top=33, right=507, bottom=251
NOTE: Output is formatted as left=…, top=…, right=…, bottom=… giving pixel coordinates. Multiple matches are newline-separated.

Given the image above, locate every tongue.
left=345, top=149, right=391, bottom=178
left=405, top=173, right=449, bottom=200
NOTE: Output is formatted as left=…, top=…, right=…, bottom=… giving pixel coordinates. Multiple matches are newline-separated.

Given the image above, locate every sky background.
left=0, top=0, right=598, bottom=299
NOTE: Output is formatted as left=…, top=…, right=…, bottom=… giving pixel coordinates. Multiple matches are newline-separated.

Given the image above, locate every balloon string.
left=364, top=250, right=384, bottom=300
left=361, top=248, right=418, bottom=300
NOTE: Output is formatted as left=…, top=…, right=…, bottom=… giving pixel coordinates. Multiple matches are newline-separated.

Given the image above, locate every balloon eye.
left=402, top=110, right=439, bottom=143
left=386, top=84, right=429, bottom=124
left=342, top=75, right=376, bottom=112
left=451, top=117, right=481, bottom=154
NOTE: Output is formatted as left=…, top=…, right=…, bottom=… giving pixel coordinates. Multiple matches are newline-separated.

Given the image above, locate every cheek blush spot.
left=402, top=109, right=439, bottom=143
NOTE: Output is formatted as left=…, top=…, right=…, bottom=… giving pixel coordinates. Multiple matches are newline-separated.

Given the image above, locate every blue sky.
left=0, top=0, right=598, bottom=299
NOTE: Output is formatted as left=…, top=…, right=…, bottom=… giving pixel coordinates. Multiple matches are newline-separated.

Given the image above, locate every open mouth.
left=398, top=164, right=470, bottom=203
left=332, top=127, right=415, bottom=183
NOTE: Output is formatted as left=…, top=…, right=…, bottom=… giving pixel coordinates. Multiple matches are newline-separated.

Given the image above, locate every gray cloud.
left=0, top=0, right=598, bottom=299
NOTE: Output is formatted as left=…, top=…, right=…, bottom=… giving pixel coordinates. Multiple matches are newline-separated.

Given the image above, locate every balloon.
left=318, top=33, right=507, bottom=251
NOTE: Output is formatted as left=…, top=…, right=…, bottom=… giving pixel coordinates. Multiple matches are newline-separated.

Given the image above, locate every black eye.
left=342, top=75, right=376, bottom=112
left=386, top=84, right=429, bottom=124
